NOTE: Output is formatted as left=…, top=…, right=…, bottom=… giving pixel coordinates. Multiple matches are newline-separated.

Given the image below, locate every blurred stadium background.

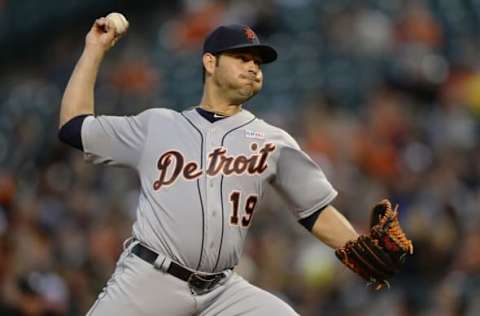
left=0, top=0, right=479, bottom=315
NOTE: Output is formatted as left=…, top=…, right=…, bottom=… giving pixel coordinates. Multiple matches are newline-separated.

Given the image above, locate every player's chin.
left=238, top=86, right=260, bottom=100
left=245, top=81, right=261, bottom=94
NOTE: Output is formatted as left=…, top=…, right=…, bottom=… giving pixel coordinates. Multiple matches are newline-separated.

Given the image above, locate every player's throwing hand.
left=85, top=14, right=128, bottom=53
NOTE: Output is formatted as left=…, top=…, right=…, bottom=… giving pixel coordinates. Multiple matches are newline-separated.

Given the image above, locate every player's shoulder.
left=253, top=118, right=299, bottom=149
left=138, top=107, right=180, bottom=118
left=135, top=107, right=184, bottom=124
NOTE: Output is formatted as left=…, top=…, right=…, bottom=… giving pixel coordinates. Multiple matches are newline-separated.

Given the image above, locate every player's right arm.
left=59, top=17, right=117, bottom=128
left=58, top=16, right=150, bottom=168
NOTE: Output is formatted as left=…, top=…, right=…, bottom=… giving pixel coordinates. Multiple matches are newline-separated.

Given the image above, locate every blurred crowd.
left=0, top=0, right=479, bottom=315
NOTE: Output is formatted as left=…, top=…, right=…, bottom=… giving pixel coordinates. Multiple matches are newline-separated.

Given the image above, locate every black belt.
left=131, top=243, right=227, bottom=294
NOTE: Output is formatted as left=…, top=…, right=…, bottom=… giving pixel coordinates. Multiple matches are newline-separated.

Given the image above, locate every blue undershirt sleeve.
left=298, top=204, right=329, bottom=231
left=58, top=114, right=91, bottom=151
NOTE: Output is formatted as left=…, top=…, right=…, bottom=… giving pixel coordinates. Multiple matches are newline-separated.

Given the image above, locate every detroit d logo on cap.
left=243, top=26, right=257, bottom=42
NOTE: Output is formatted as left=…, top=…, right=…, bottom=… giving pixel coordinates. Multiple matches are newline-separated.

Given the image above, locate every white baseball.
left=106, top=12, right=129, bottom=35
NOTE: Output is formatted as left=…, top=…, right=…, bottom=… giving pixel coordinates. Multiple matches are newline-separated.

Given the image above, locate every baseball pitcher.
left=58, top=14, right=413, bottom=316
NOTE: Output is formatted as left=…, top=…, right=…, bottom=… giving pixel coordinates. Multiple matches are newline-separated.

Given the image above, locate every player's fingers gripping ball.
left=106, top=12, right=129, bottom=35
left=335, top=199, right=414, bottom=290
left=105, top=12, right=129, bottom=46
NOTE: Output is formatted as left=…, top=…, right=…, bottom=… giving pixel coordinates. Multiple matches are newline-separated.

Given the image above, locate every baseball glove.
left=335, top=199, right=414, bottom=290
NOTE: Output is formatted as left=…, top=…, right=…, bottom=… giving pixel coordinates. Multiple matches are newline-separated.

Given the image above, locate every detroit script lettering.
left=153, top=143, right=276, bottom=190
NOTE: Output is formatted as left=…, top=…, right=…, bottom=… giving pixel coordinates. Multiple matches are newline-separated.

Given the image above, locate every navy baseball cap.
left=203, top=24, right=277, bottom=64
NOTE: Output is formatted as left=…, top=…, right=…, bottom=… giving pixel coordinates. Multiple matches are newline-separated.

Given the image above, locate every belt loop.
left=123, top=236, right=133, bottom=249
left=153, top=252, right=171, bottom=272
left=123, top=237, right=139, bottom=254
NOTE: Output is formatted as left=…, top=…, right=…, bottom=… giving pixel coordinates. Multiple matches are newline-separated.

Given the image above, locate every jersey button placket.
left=204, top=128, right=222, bottom=265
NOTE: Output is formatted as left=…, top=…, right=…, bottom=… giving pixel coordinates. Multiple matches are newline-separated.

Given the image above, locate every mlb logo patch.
left=245, top=130, right=265, bottom=140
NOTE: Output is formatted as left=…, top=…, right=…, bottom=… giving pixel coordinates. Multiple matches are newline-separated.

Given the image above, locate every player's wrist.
left=82, top=44, right=108, bottom=63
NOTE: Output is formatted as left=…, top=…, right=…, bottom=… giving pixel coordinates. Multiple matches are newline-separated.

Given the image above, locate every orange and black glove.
left=335, top=199, right=414, bottom=290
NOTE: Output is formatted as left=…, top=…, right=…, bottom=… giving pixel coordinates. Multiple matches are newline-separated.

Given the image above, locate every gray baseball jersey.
left=82, top=107, right=337, bottom=273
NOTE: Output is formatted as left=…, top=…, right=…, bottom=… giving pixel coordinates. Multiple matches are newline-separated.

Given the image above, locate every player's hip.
left=87, top=244, right=195, bottom=316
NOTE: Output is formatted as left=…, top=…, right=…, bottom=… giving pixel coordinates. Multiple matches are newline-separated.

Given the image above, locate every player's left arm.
left=302, top=201, right=413, bottom=290
left=270, top=129, right=412, bottom=289
left=268, top=132, right=355, bottom=249
left=304, top=205, right=359, bottom=249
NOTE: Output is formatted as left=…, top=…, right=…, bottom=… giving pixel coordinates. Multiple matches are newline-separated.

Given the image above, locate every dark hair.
left=202, top=53, right=221, bottom=83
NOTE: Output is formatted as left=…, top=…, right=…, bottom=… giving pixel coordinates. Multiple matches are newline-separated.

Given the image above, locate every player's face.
left=212, top=50, right=263, bottom=103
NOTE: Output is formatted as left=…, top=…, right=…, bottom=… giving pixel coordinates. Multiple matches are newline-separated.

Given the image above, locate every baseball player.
left=58, top=16, right=366, bottom=315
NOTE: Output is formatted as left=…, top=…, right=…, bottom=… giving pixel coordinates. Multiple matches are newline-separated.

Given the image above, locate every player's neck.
left=198, top=94, right=242, bottom=116
left=198, top=103, right=242, bottom=116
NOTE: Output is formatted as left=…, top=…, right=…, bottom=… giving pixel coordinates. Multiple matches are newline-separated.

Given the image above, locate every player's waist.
left=126, top=238, right=232, bottom=294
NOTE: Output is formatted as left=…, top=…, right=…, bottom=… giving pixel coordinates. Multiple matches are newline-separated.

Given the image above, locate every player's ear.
left=203, top=53, right=217, bottom=77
